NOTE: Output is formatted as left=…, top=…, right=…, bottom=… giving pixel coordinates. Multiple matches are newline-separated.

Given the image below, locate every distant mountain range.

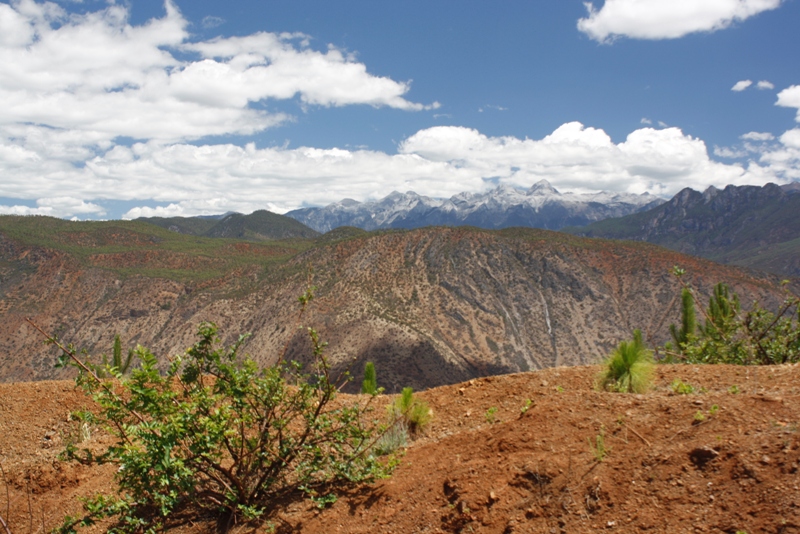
left=131, top=181, right=800, bottom=278
left=138, top=210, right=320, bottom=241
left=285, top=180, right=665, bottom=233
left=565, top=183, right=800, bottom=278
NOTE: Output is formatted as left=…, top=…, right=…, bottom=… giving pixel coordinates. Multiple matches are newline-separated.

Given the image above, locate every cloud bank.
left=1, top=121, right=794, bottom=220
left=578, top=0, right=783, bottom=42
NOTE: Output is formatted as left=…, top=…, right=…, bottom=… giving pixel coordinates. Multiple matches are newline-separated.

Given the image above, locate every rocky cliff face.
left=0, top=225, right=784, bottom=391
left=569, top=183, right=800, bottom=277
left=286, top=180, right=664, bottom=233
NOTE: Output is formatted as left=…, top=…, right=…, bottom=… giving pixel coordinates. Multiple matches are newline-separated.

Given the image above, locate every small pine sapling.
left=361, top=361, right=379, bottom=395
left=598, top=329, right=654, bottom=393
left=391, top=387, right=432, bottom=435
left=666, top=287, right=697, bottom=357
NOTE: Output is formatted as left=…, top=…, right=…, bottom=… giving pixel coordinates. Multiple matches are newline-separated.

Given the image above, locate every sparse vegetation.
left=693, top=410, right=706, bottom=423
left=391, top=387, right=432, bottom=435
left=0, top=215, right=312, bottom=282
left=670, top=378, right=696, bottom=395
left=662, top=270, right=800, bottom=365
left=598, top=329, right=654, bottom=393
left=373, top=419, right=408, bottom=456
left=588, top=426, right=609, bottom=462
left=484, top=406, right=498, bottom=424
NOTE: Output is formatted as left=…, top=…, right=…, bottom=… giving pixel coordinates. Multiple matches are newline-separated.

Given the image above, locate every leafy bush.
left=40, top=309, right=393, bottom=532
left=598, top=329, right=654, bottom=393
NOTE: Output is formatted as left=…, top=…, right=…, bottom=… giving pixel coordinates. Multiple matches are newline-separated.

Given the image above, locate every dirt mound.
left=2, top=364, right=799, bottom=533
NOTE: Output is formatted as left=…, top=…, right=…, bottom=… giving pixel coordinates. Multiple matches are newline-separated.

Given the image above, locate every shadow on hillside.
left=283, top=331, right=519, bottom=393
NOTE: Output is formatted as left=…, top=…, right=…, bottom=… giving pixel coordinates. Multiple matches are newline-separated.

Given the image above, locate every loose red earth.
left=1, top=364, right=799, bottom=533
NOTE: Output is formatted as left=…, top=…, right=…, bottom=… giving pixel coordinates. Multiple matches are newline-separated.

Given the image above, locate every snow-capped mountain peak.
left=286, top=183, right=665, bottom=233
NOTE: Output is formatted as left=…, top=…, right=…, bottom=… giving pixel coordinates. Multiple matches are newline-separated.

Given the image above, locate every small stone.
left=761, top=455, right=772, bottom=465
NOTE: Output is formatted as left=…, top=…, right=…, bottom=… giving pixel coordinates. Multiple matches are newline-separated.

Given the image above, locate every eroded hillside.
left=0, top=218, right=789, bottom=391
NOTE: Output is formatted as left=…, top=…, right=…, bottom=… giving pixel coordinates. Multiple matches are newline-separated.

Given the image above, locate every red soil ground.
left=1, top=364, right=799, bottom=533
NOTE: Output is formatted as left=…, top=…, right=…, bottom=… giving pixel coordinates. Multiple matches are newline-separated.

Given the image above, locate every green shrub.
left=46, top=316, right=393, bottom=533
left=598, top=329, right=654, bottom=393
left=93, top=334, right=134, bottom=378
left=391, top=387, right=432, bottom=435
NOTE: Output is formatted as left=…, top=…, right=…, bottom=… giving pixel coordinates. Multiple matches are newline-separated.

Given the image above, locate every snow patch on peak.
left=527, top=180, right=560, bottom=196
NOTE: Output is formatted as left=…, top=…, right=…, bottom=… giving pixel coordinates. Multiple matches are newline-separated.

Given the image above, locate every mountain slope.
left=0, top=217, right=787, bottom=391
left=138, top=210, right=320, bottom=241
left=286, top=180, right=664, bottom=233
left=565, top=183, right=800, bottom=277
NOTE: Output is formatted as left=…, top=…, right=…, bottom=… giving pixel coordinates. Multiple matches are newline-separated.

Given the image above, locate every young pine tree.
left=669, top=287, right=697, bottom=351
left=361, top=362, right=378, bottom=395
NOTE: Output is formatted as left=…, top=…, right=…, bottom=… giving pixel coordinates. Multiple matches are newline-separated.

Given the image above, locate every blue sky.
left=1, top=0, right=799, bottom=219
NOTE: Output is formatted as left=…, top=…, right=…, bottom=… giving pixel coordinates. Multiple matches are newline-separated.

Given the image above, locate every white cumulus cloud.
left=0, top=0, right=434, bottom=149
left=740, top=131, right=775, bottom=141
left=0, top=122, right=793, bottom=220
left=777, top=85, right=800, bottom=121
left=732, top=80, right=753, bottom=91
left=757, top=80, right=775, bottom=90
left=578, top=0, right=783, bottom=42
left=0, top=197, right=105, bottom=218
